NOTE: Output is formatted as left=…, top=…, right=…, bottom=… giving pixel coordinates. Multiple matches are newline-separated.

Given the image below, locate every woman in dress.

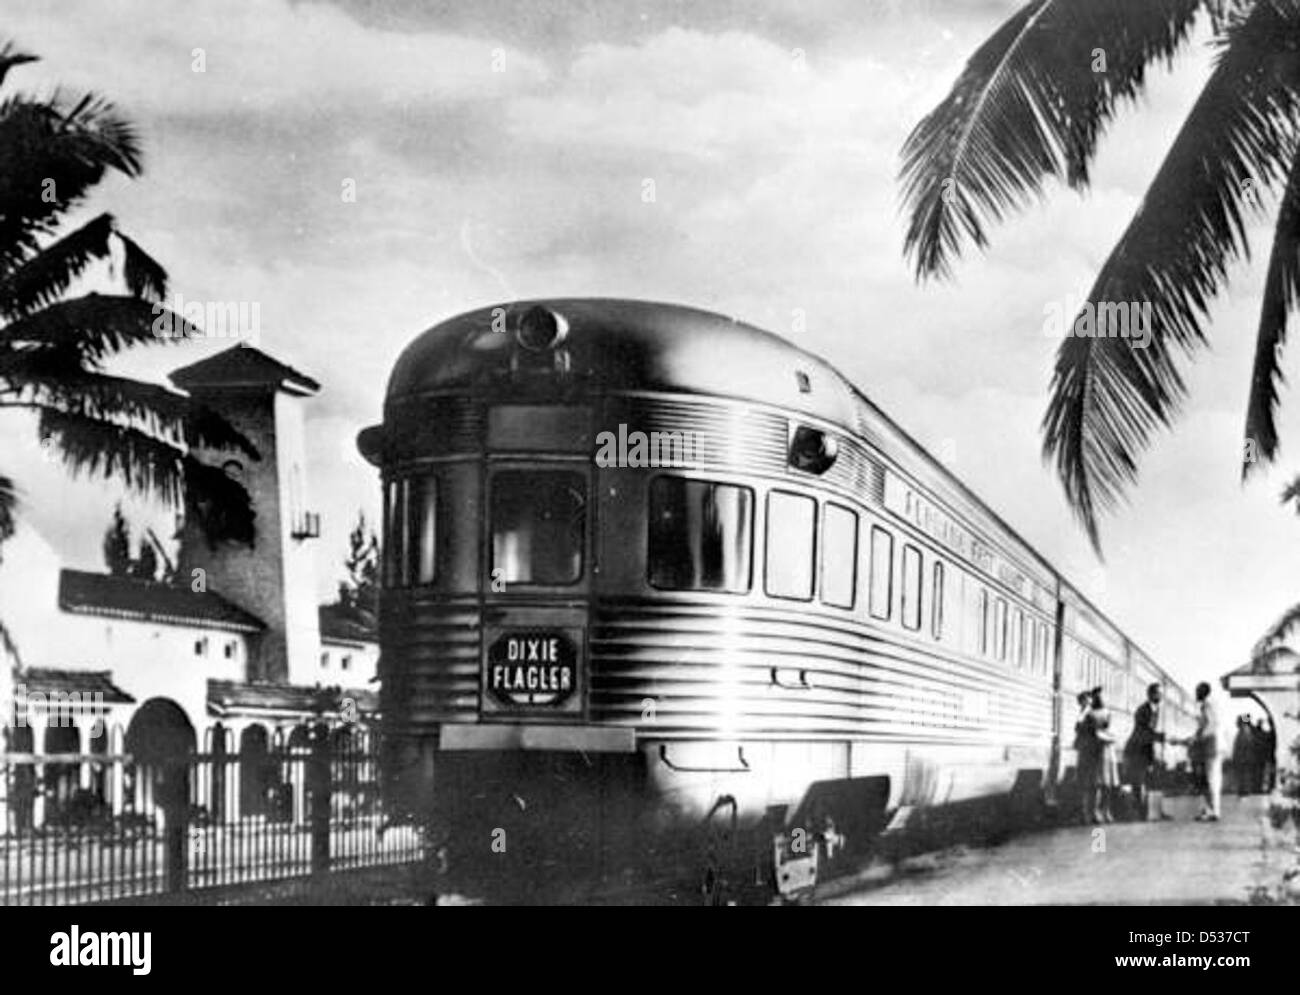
left=1088, top=689, right=1119, bottom=823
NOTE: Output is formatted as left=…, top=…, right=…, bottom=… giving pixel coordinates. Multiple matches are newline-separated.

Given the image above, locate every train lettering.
left=490, top=664, right=573, bottom=692
left=506, top=637, right=561, bottom=662
left=487, top=631, right=578, bottom=706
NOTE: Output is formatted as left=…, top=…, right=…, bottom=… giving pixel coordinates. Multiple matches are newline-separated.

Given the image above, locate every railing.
left=0, top=727, right=423, bottom=905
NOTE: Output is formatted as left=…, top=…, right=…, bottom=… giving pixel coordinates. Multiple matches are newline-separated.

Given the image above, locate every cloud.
left=5, top=0, right=549, bottom=117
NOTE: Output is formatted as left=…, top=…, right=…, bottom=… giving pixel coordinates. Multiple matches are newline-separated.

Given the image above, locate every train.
left=356, top=298, right=1196, bottom=902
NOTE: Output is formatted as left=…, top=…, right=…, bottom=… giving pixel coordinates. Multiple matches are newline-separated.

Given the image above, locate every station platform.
left=818, top=794, right=1299, bottom=906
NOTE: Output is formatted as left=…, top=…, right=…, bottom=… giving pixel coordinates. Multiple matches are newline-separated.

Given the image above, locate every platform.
left=818, top=795, right=1298, bottom=906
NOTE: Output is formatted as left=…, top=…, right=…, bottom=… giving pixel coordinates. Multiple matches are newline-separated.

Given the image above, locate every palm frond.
left=1043, top=0, right=1300, bottom=548
left=0, top=293, right=197, bottom=365
left=9, top=371, right=258, bottom=458
left=1245, top=144, right=1300, bottom=474
left=0, top=212, right=116, bottom=321
left=116, top=231, right=167, bottom=301
left=0, top=472, right=15, bottom=546
left=37, top=406, right=189, bottom=504
left=0, top=42, right=38, bottom=89
left=0, top=95, right=142, bottom=271
left=1252, top=597, right=1300, bottom=657
left=901, top=0, right=1203, bottom=280
left=1249, top=644, right=1299, bottom=674
left=1281, top=472, right=1300, bottom=511
left=0, top=616, right=21, bottom=669
left=38, top=408, right=256, bottom=547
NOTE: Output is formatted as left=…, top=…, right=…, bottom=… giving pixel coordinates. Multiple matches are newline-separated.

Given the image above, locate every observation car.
left=357, top=299, right=1196, bottom=901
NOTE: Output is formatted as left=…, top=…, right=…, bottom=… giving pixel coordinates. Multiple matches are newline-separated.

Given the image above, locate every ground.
left=817, top=795, right=1299, bottom=906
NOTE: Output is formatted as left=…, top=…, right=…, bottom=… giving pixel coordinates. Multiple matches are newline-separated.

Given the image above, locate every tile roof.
left=207, top=679, right=378, bottom=717
left=318, top=603, right=377, bottom=644
left=59, top=569, right=264, bottom=633
left=169, top=345, right=320, bottom=395
left=20, top=668, right=135, bottom=705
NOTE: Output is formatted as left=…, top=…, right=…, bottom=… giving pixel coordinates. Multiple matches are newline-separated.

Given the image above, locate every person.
left=1249, top=719, right=1267, bottom=794
left=1123, top=683, right=1170, bottom=820
left=1073, top=690, right=1097, bottom=825
left=1232, top=716, right=1253, bottom=797
left=1087, top=689, right=1120, bottom=823
left=1261, top=718, right=1278, bottom=793
left=1181, top=682, right=1222, bottom=821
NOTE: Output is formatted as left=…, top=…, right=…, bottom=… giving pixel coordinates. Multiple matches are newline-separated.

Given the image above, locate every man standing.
left=1124, top=683, right=1170, bottom=820
left=1188, top=682, right=1222, bottom=822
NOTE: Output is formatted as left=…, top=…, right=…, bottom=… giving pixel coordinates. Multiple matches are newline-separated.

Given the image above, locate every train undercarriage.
left=390, top=738, right=1047, bottom=905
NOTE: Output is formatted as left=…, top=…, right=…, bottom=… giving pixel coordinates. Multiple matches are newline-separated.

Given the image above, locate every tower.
left=170, top=345, right=322, bottom=685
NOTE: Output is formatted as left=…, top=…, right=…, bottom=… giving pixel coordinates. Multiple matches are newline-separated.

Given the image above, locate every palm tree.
left=0, top=44, right=257, bottom=618
left=900, top=0, right=1300, bottom=549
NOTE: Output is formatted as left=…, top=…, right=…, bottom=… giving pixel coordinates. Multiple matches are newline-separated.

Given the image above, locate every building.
left=0, top=345, right=378, bottom=827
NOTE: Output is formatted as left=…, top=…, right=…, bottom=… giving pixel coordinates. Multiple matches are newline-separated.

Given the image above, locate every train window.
left=765, top=491, right=817, bottom=600
left=408, top=475, right=437, bottom=584
left=648, top=477, right=753, bottom=593
left=994, top=598, right=1008, bottom=661
left=492, top=470, right=586, bottom=586
left=820, top=503, right=858, bottom=609
left=901, top=545, right=922, bottom=630
left=383, top=478, right=409, bottom=587
left=868, top=526, right=893, bottom=620
left=979, top=589, right=990, bottom=655
left=931, top=562, right=945, bottom=640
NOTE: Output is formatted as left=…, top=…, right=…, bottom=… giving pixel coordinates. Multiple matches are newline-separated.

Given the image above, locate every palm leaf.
left=10, top=371, right=258, bottom=458
left=0, top=616, right=20, bottom=669
left=1246, top=143, right=1300, bottom=473
left=0, top=42, right=37, bottom=89
left=1252, top=597, right=1300, bottom=657
left=0, top=293, right=197, bottom=363
left=0, top=212, right=117, bottom=320
left=116, top=231, right=167, bottom=301
left=37, top=407, right=256, bottom=546
left=1281, top=472, right=1300, bottom=511
left=0, top=472, right=14, bottom=546
left=1249, top=644, right=1299, bottom=674
left=0, top=95, right=142, bottom=272
left=901, top=0, right=1203, bottom=280
left=1044, top=0, right=1300, bottom=548
left=38, top=406, right=190, bottom=504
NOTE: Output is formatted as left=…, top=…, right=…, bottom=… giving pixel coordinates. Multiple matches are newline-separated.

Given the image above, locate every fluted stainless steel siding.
left=589, top=599, right=1051, bottom=744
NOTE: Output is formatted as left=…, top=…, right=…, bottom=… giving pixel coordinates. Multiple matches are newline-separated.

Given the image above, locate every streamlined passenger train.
left=356, top=299, right=1195, bottom=902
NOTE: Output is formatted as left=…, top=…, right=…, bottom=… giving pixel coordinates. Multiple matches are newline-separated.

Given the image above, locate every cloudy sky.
left=2, top=0, right=1296, bottom=706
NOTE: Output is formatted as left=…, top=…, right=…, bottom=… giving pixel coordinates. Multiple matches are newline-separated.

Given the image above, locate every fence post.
left=310, top=723, right=332, bottom=874
left=161, top=760, right=188, bottom=895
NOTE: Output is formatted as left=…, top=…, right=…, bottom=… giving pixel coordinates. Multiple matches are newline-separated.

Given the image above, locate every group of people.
left=1230, top=715, right=1278, bottom=796
left=1075, top=681, right=1249, bottom=824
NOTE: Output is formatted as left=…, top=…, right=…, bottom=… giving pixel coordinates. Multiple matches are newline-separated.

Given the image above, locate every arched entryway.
left=43, top=725, right=80, bottom=826
left=125, top=698, right=196, bottom=820
left=239, top=724, right=272, bottom=818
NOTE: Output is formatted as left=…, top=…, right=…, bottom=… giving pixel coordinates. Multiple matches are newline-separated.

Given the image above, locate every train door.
left=480, top=461, right=592, bottom=722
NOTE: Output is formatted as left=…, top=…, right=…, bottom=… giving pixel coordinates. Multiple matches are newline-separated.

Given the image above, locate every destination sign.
left=487, top=631, right=578, bottom=708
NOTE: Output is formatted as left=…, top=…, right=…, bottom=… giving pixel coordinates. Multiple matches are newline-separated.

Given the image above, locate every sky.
left=0, top=0, right=1296, bottom=708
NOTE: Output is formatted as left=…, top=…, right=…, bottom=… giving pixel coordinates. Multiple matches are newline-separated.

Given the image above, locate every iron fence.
left=0, top=724, right=424, bottom=905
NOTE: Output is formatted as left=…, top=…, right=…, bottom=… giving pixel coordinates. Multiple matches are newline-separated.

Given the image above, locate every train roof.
left=385, top=298, right=1177, bottom=688
left=386, top=298, right=861, bottom=423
